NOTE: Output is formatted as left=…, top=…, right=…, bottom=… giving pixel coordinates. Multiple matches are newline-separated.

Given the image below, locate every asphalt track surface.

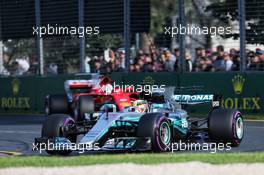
left=0, top=115, right=263, bottom=156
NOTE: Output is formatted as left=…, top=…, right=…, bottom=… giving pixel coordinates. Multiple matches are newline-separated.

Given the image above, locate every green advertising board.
left=0, top=72, right=263, bottom=114
left=111, top=72, right=263, bottom=114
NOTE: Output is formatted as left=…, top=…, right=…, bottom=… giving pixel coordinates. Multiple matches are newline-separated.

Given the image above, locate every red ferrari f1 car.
left=45, top=74, right=138, bottom=121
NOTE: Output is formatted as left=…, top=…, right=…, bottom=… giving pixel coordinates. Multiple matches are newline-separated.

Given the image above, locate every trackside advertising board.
left=0, top=72, right=263, bottom=114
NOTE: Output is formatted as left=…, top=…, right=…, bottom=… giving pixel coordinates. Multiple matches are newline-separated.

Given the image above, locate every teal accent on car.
left=171, top=119, right=188, bottom=135
left=96, top=115, right=141, bottom=141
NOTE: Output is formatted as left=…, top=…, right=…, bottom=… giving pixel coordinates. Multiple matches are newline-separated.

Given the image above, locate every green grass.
left=0, top=153, right=263, bottom=168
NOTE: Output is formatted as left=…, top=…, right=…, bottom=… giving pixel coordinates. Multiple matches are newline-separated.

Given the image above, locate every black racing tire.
left=45, top=94, right=69, bottom=115
left=74, top=96, right=94, bottom=122
left=41, top=114, right=76, bottom=155
left=137, top=113, right=172, bottom=152
left=209, top=109, right=244, bottom=147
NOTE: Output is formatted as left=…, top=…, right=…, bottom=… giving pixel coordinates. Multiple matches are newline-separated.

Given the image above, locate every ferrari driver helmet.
left=132, top=100, right=148, bottom=113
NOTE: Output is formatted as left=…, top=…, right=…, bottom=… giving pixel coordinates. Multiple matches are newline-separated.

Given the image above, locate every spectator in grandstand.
left=46, top=63, right=58, bottom=75
left=247, top=51, right=258, bottom=70
left=136, top=59, right=145, bottom=71
left=212, top=45, right=225, bottom=71
left=12, top=57, right=30, bottom=75
left=85, top=44, right=264, bottom=73
left=174, top=48, right=180, bottom=71
left=84, top=56, right=91, bottom=73
left=89, top=56, right=102, bottom=73
left=229, top=48, right=238, bottom=58
left=134, top=50, right=145, bottom=63
left=163, top=50, right=176, bottom=72
left=112, top=58, right=125, bottom=72
left=185, top=52, right=193, bottom=72
left=193, top=47, right=203, bottom=72
left=0, top=67, right=10, bottom=76
left=11, top=61, right=20, bottom=75
left=229, top=48, right=240, bottom=71
left=223, top=52, right=233, bottom=71
left=129, top=64, right=135, bottom=72
left=133, top=63, right=141, bottom=72
left=193, top=47, right=212, bottom=72
left=117, top=50, right=126, bottom=69
left=152, top=60, right=163, bottom=72
left=27, top=56, right=39, bottom=75
left=257, top=50, right=264, bottom=71
left=93, top=55, right=109, bottom=74
left=91, top=60, right=101, bottom=73
left=142, top=55, right=153, bottom=72
left=150, top=44, right=159, bottom=61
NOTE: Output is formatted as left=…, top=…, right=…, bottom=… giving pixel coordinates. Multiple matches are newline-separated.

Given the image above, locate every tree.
left=150, top=0, right=215, bottom=49
left=206, top=0, right=264, bottom=45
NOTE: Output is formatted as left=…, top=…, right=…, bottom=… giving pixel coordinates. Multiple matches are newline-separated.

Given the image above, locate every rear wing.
left=64, top=79, right=99, bottom=90
left=64, top=80, right=99, bottom=102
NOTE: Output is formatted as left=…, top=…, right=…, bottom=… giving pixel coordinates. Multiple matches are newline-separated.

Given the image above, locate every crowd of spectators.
left=0, top=55, right=40, bottom=76
left=1, top=44, right=264, bottom=76
left=89, top=45, right=264, bottom=73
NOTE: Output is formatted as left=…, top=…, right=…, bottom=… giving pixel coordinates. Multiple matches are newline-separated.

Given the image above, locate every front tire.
left=42, top=115, right=76, bottom=155
left=137, top=113, right=172, bottom=152
left=209, top=109, right=244, bottom=147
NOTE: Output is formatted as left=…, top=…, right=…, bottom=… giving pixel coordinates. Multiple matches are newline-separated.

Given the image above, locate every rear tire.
left=74, top=96, right=94, bottom=122
left=209, top=109, right=244, bottom=147
left=42, top=115, right=76, bottom=155
left=45, top=94, right=69, bottom=115
left=137, top=113, right=172, bottom=152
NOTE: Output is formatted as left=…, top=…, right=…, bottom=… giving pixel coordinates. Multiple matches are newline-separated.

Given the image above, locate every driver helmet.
left=132, top=100, right=148, bottom=113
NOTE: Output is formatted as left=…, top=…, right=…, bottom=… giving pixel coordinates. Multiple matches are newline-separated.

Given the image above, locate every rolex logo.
left=12, top=78, right=20, bottom=96
left=142, top=76, right=155, bottom=85
left=232, top=75, right=245, bottom=95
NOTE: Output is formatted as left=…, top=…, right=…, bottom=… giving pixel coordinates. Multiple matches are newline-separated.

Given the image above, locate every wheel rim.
left=61, top=118, right=75, bottom=140
left=236, top=117, right=244, bottom=139
left=159, top=122, right=171, bottom=145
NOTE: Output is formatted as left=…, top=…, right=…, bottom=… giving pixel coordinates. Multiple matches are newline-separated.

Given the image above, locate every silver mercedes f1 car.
left=34, top=87, right=244, bottom=155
